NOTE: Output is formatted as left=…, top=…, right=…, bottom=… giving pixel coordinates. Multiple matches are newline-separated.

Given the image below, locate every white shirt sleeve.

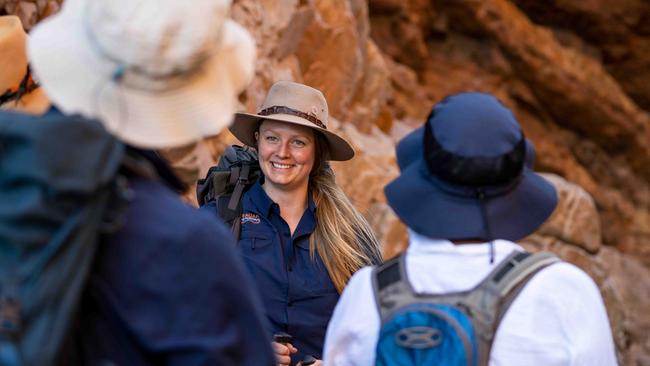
left=323, top=266, right=379, bottom=366
left=491, top=262, right=618, bottom=366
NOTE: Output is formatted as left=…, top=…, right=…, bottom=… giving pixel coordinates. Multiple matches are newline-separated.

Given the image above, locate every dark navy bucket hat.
left=385, top=92, right=557, bottom=242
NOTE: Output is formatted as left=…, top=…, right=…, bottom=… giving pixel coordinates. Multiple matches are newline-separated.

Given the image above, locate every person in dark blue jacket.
left=203, top=81, right=383, bottom=366
left=23, top=0, right=276, bottom=364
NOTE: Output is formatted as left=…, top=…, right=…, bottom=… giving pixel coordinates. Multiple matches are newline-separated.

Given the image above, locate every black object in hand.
left=273, top=332, right=293, bottom=344
left=301, top=355, right=317, bottom=365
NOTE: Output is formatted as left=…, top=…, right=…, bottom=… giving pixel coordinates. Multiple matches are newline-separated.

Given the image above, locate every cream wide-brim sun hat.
left=230, top=81, right=355, bottom=161
left=27, top=0, right=256, bottom=149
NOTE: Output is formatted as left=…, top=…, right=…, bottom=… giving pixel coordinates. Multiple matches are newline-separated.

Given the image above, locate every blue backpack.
left=372, top=250, right=559, bottom=366
left=0, top=110, right=154, bottom=365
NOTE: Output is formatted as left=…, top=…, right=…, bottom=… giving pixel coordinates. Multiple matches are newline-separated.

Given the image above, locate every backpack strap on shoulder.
left=216, top=195, right=243, bottom=242
left=467, top=251, right=560, bottom=366
left=372, top=253, right=417, bottom=322
left=228, top=164, right=251, bottom=211
left=488, top=251, right=559, bottom=301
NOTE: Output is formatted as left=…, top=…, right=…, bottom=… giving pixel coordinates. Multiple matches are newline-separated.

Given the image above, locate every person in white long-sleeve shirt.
left=323, top=92, right=617, bottom=366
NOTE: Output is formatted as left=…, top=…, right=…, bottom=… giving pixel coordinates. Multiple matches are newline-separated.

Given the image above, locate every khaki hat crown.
left=258, top=81, right=329, bottom=129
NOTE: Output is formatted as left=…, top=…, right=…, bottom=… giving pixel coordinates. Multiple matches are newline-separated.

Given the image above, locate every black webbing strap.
left=474, top=251, right=560, bottom=366
left=228, top=164, right=250, bottom=211
left=371, top=254, right=403, bottom=318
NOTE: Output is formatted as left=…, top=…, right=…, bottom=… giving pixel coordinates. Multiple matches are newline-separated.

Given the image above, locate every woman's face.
left=256, top=120, right=316, bottom=192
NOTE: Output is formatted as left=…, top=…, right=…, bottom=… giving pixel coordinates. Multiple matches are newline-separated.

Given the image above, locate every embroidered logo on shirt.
left=241, top=213, right=261, bottom=224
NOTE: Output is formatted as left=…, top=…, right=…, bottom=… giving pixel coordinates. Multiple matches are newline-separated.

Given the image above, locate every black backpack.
left=0, top=111, right=157, bottom=365
left=197, top=145, right=261, bottom=240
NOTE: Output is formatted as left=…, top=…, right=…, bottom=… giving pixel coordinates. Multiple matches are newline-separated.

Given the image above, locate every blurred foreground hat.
left=230, top=81, right=354, bottom=161
left=385, top=92, right=557, bottom=242
left=0, top=16, right=49, bottom=114
left=28, top=0, right=256, bottom=148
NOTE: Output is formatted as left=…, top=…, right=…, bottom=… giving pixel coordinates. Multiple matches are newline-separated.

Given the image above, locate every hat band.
left=258, top=105, right=327, bottom=130
left=423, top=119, right=526, bottom=186
left=0, top=65, right=39, bottom=107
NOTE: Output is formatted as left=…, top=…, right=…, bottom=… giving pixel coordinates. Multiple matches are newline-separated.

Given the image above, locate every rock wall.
left=0, top=0, right=61, bottom=28
left=5, top=0, right=649, bottom=364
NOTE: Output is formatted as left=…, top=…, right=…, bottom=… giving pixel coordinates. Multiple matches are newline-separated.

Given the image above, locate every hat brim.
left=27, top=0, right=255, bottom=149
left=384, top=159, right=558, bottom=242
left=230, top=112, right=355, bottom=161
left=395, top=126, right=423, bottom=171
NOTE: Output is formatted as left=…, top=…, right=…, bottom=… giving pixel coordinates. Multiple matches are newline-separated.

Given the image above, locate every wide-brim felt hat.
left=28, top=0, right=256, bottom=149
left=385, top=92, right=557, bottom=242
left=0, top=16, right=50, bottom=114
left=230, top=81, right=354, bottom=161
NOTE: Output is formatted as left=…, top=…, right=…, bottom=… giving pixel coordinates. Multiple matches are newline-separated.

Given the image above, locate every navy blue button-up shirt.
left=204, top=180, right=339, bottom=364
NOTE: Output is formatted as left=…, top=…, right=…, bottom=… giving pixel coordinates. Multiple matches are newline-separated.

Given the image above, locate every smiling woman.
left=202, top=81, right=382, bottom=366
left=256, top=120, right=316, bottom=198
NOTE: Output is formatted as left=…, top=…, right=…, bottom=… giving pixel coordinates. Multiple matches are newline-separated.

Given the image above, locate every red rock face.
left=0, top=0, right=62, bottom=29
left=6, top=0, right=649, bottom=363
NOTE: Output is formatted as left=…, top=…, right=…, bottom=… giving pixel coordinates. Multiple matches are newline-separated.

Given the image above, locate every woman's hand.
left=272, top=341, right=297, bottom=366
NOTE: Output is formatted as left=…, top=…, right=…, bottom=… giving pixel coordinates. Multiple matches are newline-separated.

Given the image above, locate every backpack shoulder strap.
left=372, top=253, right=418, bottom=322
left=216, top=194, right=244, bottom=242
left=487, top=251, right=560, bottom=302
left=465, top=250, right=561, bottom=366
left=228, top=163, right=251, bottom=211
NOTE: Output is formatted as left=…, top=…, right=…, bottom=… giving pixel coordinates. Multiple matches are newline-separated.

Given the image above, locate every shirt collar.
left=247, top=179, right=275, bottom=217
left=246, top=179, right=317, bottom=218
left=247, top=180, right=317, bottom=248
left=294, top=192, right=317, bottom=243
left=407, top=230, right=522, bottom=255
left=306, top=190, right=316, bottom=214
left=46, top=105, right=62, bottom=116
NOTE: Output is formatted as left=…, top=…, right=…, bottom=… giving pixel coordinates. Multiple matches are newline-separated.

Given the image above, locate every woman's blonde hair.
left=309, top=133, right=382, bottom=293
